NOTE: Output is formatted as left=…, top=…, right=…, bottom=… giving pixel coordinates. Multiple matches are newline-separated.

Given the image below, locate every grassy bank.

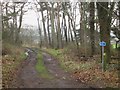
left=42, top=48, right=94, bottom=72
left=2, top=43, right=27, bottom=88
left=42, top=48, right=119, bottom=88
left=35, top=51, right=52, bottom=79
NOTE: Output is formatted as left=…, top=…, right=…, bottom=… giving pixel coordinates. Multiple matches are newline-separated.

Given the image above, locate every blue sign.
left=99, top=41, right=106, bottom=46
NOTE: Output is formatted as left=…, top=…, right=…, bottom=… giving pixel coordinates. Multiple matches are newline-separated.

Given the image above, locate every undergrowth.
left=2, top=42, right=26, bottom=88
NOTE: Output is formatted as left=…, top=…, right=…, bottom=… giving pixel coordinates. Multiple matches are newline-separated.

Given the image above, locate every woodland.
left=1, top=1, right=120, bottom=88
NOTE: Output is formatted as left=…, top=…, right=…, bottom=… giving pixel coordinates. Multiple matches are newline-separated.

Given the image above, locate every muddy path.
left=10, top=49, right=95, bottom=88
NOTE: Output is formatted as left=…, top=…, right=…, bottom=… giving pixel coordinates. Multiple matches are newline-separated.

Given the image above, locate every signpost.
left=99, top=41, right=106, bottom=72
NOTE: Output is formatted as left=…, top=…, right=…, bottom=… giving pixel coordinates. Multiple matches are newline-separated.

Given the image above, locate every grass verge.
left=42, top=48, right=94, bottom=72
left=35, top=51, right=53, bottom=79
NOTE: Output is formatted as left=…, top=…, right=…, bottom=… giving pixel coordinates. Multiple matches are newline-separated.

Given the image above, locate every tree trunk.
left=15, top=3, right=25, bottom=44
left=97, top=2, right=113, bottom=71
left=57, top=3, right=62, bottom=49
left=67, top=17, right=71, bottom=42
left=47, top=9, right=51, bottom=47
left=62, top=3, right=68, bottom=45
left=37, top=17, right=42, bottom=48
left=13, top=4, right=17, bottom=43
left=118, top=1, right=120, bottom=61
left=0, top=2, right=2, bottom=40
left=5, top=3, right=9, bottom=31
left=50, top=3, right=56, bottom=49
left=79, top=3, right=84, bottom=47
left=63, top=12, right=68, bottom=44
left=41, top=9, right=48, bottom=48
left=79, top=3, right=87, bottom=57
left=89, top=2, right=95, bottom=56
left=118, top=1, right=120, bottom=29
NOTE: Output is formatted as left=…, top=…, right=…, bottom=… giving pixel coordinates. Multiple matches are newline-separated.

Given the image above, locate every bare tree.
left=15, top=3, right=26, bottom=44
left=38, top=2, right=48, bottom=48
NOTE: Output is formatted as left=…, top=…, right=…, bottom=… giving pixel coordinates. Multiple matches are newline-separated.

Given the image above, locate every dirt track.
left=10, top=49, right=94, bottom=88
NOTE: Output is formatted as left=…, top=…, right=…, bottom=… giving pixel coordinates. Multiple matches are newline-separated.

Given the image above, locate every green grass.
left=43, top=49, right=67, bottom=69
left=111, top=44, right=120, bottom=49
left=14, top=53, right=27, bottom=67
left=43, top=48, right=96, bottom=72
left=42, top=49, right=77, bottom=71
left=44, top=49, right=62, bottom=57
left=35, top=52, right=53, bottom=79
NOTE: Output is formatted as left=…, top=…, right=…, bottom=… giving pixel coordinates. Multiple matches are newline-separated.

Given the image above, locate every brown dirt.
left=9, top=49, right=96, bottom=88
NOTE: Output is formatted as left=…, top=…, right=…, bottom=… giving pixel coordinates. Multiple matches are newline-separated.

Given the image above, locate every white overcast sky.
left=22, top=10, right=38, bottom=27
left=22, top=1, right=38, bottom=28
